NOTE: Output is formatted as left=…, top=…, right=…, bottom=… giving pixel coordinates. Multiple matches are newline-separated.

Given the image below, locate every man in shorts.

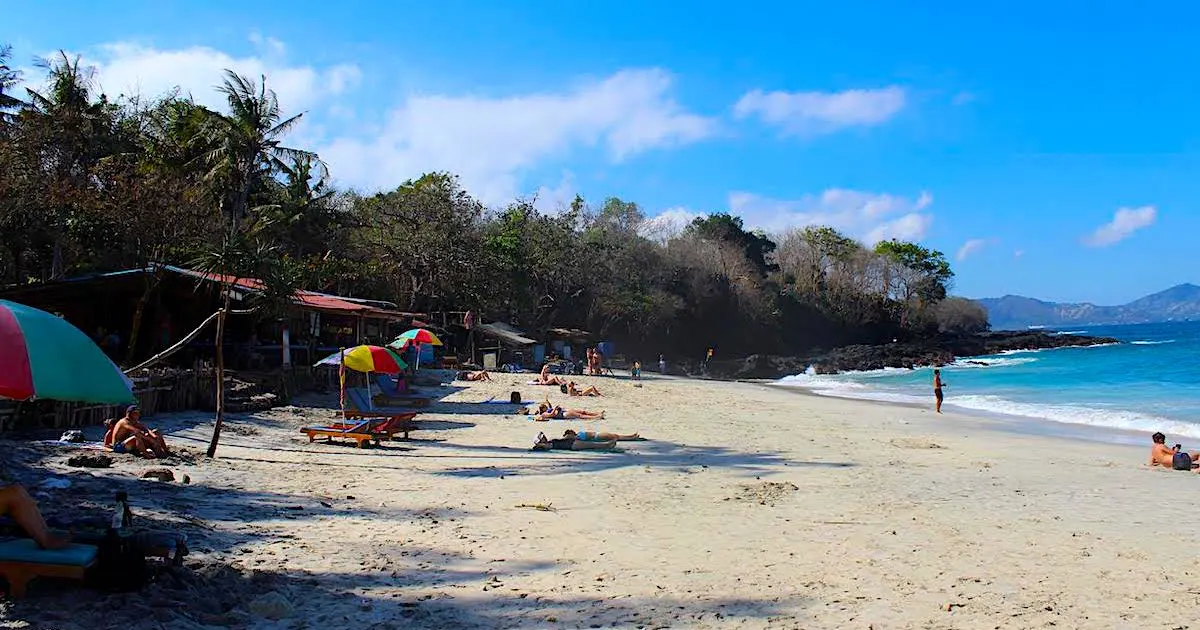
left=104, top=406, right=171, bottom=458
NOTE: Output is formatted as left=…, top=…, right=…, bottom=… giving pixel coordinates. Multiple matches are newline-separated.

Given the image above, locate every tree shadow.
left=3, top=441, right=476, bottom=557
left=424, top=401, right=530, bottom=416
left=420, top=438, right=854, bottom=478
left=5, top=550, right=805, bottom=629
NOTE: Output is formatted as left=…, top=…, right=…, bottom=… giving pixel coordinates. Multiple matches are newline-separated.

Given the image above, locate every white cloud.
left=83, top=38, right=360, bottom=116
left=321, top=68, right=716, bottom=203
left=727, top=188, right=934, bottom=243
left=1013, top=249, right=1025, bottom=259
left=1084, top=206, right=1157, bottom=247
left=956, top=238, right=988, bottom=261
left=640, top=206, right=702, bottom=241
left=733, top=86, right=906, bottom=136
left=532, top=172, right=578, bottom=215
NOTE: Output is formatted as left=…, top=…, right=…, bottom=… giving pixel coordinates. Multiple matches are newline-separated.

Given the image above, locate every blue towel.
left=0, top=539, right=97, bottom=566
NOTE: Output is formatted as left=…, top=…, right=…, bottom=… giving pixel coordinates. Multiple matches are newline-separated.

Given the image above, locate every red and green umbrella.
left=0, top=300, right=135, bottom=404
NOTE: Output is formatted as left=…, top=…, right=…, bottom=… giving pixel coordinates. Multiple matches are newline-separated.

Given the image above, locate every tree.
left=195, top=71, right=315, bottom=234
left=933, top=297, right=990, bottom=334
left=873, top=239, right=954, bottom=328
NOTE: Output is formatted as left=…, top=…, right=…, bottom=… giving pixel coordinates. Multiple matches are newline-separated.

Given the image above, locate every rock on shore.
left=698, top=331, right=1121, bottom=379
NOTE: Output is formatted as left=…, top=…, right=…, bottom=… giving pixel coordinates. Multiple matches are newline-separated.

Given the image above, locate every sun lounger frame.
left=0, top=550, right=97, bottom=598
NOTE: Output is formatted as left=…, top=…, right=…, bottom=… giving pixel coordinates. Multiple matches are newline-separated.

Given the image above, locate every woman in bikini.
left=563, top=429, right=640, bottom=441
left=531, top=401, right=605, bottom=421
left=566, top=381, right=602, bottom=397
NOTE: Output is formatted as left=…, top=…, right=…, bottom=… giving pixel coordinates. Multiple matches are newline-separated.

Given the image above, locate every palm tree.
left=0, top=45, right=23, bottom=123
left=192, top=70, right=312, bottom=457
left=195, top=70, right=316, bottom=234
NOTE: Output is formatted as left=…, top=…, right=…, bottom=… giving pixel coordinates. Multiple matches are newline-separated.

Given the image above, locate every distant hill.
left=977, top=283, right=1200, bottom=329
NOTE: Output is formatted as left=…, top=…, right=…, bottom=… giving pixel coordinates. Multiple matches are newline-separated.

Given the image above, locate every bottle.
left=112, top=491, right=132, bottom=534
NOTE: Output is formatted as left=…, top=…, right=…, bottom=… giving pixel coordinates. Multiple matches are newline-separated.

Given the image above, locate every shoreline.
left=765, top=380, right=1154, bottom=449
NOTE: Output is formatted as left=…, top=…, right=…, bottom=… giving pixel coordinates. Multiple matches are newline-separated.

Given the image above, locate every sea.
left=775, top=321, right=1200, bottom=445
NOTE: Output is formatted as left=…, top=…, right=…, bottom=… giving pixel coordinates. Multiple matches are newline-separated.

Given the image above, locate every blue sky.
left=6, top=0, right=1199, bottom=304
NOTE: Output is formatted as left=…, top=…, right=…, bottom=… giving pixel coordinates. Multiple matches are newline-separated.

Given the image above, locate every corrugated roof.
left=0, top=265, right=415, bottom=320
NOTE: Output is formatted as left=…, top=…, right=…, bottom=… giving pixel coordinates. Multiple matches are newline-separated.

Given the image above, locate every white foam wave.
left=947, top=395, right=1200, bottom=440
left=1130, top=340, right=1175, bottom=345
left=947, top=357, right=1038, bottom=369
left=1050, top=330, right=1088, bottom=336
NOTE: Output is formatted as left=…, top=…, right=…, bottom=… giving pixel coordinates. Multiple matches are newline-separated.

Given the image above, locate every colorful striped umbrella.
left=314, top=345, right=407, bottom=374
left=391, top=328, right=443, bottom=347
left=0, top=300, right=135, bottom=404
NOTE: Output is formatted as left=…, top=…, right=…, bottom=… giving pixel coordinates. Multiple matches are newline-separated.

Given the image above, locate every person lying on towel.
left=532, top=431, right=615, bottom=451
left=530, top=401, right=605, bottom=421
left=562, top=429, right=641, bottom=442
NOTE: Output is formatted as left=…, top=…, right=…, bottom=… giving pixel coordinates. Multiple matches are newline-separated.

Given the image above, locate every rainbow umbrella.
left=389, top=328, right=443, bottom=371
left=314, top=345, right=407, bottom=374
left=0, top=300, right=135, bottom=404
left=391, top=328, right=443, bottom=347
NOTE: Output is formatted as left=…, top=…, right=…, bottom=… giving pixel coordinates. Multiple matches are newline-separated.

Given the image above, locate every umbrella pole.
left=367, top=371, right=373, bottom=410
left=339, top=348, right=346, bottom=419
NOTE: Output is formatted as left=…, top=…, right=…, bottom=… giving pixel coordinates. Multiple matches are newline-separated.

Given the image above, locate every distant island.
left=977, top=283, right=1200, bottom=330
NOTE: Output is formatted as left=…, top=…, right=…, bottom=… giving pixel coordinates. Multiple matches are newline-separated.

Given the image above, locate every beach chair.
left=0, top=538, right=98, bottom=598
left=300, top=420, right=380, bottom=448
left=371, top=376, right=431, bottom=407
left=345, top=388, right=420, bottom=438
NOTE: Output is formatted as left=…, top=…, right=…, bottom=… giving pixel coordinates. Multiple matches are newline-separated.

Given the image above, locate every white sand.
left=24, top=373, right=1198, bottom=628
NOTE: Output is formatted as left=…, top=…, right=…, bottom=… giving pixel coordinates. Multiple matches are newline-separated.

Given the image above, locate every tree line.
left=0, top=48, right=990, bottom=364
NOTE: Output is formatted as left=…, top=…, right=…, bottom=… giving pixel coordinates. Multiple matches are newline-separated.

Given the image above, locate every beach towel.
left=32, top=440, right=109, bottom=451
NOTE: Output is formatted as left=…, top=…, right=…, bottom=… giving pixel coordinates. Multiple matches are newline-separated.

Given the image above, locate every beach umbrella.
left=0, top=300, right=135, bottom=404
left=389, top=328, right=442, bottom=371
left=313, top=345, right=407, bottom=374
left=391, top=328, right=443, bottom=347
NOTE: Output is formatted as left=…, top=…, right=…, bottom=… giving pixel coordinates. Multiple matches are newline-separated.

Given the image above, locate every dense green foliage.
left=0, top=50, right=987, bottom=359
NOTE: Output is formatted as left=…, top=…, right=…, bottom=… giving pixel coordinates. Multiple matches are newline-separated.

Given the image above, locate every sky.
left=6, top=0, right=1200, bottom=304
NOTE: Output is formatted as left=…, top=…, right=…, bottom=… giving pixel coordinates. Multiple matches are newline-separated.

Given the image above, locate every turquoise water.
left=776, top=321, right=1200, bottom=440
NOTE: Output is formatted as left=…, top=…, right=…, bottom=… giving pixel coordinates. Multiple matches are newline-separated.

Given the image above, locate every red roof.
left=165, top=266, right=409, bottom=319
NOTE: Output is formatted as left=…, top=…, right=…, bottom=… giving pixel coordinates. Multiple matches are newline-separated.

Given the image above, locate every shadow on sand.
left=8, top=548, right=805, bottom=629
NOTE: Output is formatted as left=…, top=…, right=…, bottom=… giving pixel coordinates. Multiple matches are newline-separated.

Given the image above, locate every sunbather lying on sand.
left=458, top=370, right=492, bottom=382
left=535, top=364, right=566, bottom=386
left=531, top=401, right=605, bottom=421
left=532, top=432, right=616, bottom=451
left=104, top=405, right=171, bottom=458
left=0, top=484, right=68, bottom=549
left=566, top=381, right=602, bottom=397
left=563, top=429, right=641, bottom=441
left=1150, top=432, right=1200, bottom=469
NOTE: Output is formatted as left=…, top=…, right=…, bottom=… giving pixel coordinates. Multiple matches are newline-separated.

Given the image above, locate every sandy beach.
left=6, top=372, right=1195, bottom=629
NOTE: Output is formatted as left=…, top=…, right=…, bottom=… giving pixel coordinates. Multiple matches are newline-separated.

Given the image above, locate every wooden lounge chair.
left=322, top=412, right=418, bottom=441
left=300, top=420, right=380, bottom=448
left=0, top=538, right=98, bottom=598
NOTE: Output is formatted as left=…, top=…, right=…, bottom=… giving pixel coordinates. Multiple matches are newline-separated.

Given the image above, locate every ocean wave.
left=947, top=357, right=1038, bottom=369
left=777, top=374, right=1200, bottom=440
left=1050, top=330, right=1088, bottom=336
left=947, top=395, right=1200, bottom=439
left=1130, top=340, right=1175, bottom=345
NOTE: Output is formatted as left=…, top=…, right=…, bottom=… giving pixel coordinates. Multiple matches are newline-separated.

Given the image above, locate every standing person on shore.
left=658, top=354, right=666, bottom=375
left=933, top=369, right=947, bottom=413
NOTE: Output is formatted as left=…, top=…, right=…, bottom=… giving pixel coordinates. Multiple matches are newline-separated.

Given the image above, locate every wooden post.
left=206, top=294, right=230, bottom=458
